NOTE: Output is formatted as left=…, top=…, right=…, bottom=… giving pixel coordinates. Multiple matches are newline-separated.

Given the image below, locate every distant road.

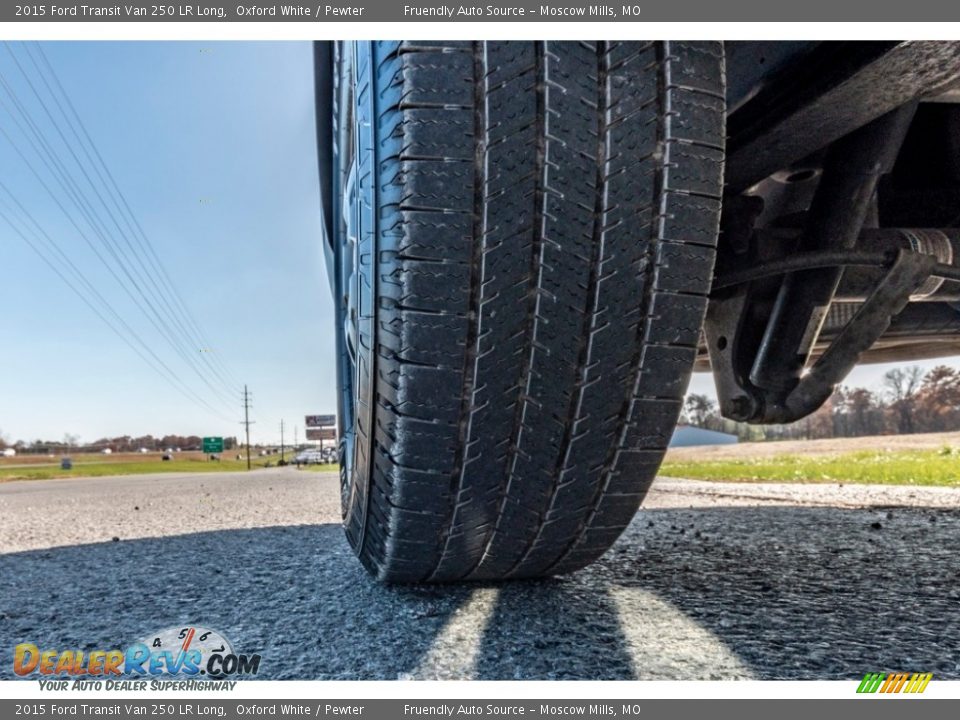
left=1, top=469, right=958, bottom=680
left=0, top=468, right=333, bottom=550
left=665, top=429, right=960, bottom=461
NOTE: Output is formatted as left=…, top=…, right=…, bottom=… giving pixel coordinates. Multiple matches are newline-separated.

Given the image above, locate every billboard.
left=305, top=414, right=336, bottom=428
left=306, top=427, right=336, bottom=441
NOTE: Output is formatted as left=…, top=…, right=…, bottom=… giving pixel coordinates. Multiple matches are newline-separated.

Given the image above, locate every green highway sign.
left=202, top=436, right=224, bottom=453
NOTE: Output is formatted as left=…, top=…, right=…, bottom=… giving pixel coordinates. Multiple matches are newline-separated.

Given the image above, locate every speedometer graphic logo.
left=133, top=626, right=258, bottom=678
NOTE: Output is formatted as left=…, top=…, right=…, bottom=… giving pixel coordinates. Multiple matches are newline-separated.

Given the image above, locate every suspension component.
left=748, top=105, right=917, bottom=396
left=755, top=250, right=938, bottom=423
left=707, top=228, right=960, bottom=424
left=703, top=104, right=937, bottom=425
left=712, top=228, right=960, bottom=301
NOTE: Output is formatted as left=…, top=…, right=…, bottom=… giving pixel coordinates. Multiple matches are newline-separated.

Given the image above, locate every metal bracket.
left=758, top=250, right=937, bottom=423
left=707, top=104, right=923, bottom=424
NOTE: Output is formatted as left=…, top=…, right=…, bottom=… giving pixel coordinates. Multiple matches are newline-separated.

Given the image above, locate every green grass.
left=0, top=455, right=339, bottom=482
left=660, top=448, right=960, bottom=487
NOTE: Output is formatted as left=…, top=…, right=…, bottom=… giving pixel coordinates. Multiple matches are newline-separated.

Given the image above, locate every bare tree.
left=883, top=366, right=923, bottom=398
left=684, top=394, right=717, bottom=428
left=844, top=387, right=881, bottom=436
left=883, top=366, right=923, bottom=434
left=63, top=433, right=80, bottom=453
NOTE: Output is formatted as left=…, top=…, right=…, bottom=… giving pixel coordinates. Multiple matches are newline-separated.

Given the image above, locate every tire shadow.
left=470, top=579, right=638, bottom=680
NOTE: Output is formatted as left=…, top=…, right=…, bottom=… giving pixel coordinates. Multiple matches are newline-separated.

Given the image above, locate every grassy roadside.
left=659, top=448, right=960, bottom=487
left=0, top=452, right=339, bottom=482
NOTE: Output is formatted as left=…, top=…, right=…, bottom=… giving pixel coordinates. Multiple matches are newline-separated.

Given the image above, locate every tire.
left=332, top=41, right=725, bottom=583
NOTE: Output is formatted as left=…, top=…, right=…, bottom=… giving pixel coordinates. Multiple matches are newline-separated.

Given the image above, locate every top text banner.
left=7, top=0, right=960, bottom=22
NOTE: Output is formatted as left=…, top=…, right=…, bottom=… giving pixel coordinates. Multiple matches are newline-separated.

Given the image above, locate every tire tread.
left=342, top=40, right=724, bottom=582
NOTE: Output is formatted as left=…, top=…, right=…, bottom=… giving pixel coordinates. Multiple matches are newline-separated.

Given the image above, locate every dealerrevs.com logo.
left=13, top=626, right=261, bottom=688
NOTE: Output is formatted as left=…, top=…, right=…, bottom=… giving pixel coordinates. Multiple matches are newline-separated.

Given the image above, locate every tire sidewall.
left=334, top=42, right=378, bottom=554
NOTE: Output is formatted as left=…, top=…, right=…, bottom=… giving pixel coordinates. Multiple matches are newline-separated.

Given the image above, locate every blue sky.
left=0, top=41, right=953, bottom=446
left=0, top=41, right=335, bottom=445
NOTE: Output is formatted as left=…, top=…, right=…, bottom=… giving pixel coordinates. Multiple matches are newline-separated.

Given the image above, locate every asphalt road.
left=1, top=469, right=958, bottom=680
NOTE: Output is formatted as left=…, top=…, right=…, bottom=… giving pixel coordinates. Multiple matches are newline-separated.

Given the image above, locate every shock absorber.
left=747, top=104, right=918, bottom=396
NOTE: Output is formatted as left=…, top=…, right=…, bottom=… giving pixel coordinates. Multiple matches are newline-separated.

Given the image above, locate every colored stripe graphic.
left=857, top=673, right=885, bottom=693
left=906, top=673, right=933, bottom=694
left=857, top=672, right=932, bottom=694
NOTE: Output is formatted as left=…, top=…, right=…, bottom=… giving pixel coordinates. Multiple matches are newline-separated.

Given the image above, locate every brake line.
left=711, top=249, right=960, bottom=293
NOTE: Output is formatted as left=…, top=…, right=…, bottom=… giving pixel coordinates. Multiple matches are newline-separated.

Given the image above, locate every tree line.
left=682, top=364, right=960, bottom=441
left=0, top=433, right=238, bottom=454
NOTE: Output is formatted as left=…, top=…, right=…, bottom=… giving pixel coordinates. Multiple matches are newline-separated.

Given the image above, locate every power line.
left=27, top=41, right=245, bottom=393
left=0, top=191, right=235, bottom=423
left=0, top=128, right=235, bottom=421
left=18, top=41, right=243, bottom=398
left=0, top=104, right=237, bottom=414
left=0, top=42, right=244, bottom=417
left=0, top=48, right=239, bottom=408
left=242, top=386, right=255, bottom=470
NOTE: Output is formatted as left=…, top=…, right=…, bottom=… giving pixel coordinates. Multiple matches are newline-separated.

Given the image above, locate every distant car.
left=138, top=448, right=149, bottom=454
left=294, top=450, right=325, bottom=465
left=60, top=458, right=72, bottom=470
left=162, top=453, right=172, bottom=461
left=1, top=448, right=16, bottom=458
left=100, top=448, right=112, bottom=455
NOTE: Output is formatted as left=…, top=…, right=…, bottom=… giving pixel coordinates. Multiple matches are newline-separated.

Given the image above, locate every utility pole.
left=294, top=425, right=298, bottom=451
left=241, top=385, right=255, bottom=470
left=280, top=419, right=285, bottom=463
